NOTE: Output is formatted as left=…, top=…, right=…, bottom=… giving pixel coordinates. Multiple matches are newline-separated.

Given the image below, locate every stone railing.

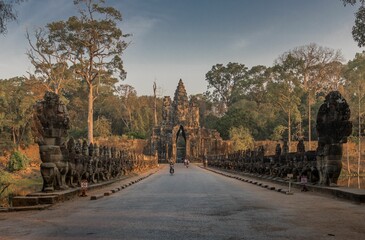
left=40, top=138, right=158, bottom=192
left=207, top=150, right=318, bottom=183
left=33, top=91, right=157, bottom=192
left=207, top=91, right=353, bottom=187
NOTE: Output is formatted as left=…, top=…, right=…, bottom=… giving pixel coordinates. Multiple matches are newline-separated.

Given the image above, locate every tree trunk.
left=153, top=81, right=157, bottom=126
left=347, top=142, right=351, bottom=175
left=308, top=94, right=312, bottom=151
left=358, top=85, right=361, bottom=176
left=288, top=107, right=291, bottom=152
left=88, top=84, right=94, bottom=144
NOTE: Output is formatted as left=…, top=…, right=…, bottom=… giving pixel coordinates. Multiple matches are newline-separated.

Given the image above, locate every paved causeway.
left=1, top=164, right=364, bottom=240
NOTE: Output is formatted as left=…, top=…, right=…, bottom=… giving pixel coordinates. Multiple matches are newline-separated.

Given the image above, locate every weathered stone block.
left=12, top=196, right=39, bottom=207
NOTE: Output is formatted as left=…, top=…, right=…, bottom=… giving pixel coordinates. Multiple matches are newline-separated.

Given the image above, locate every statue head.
left=88, top=143, right=94, bottom=157
left=67, top=137, right=76, bottom=153
left=44, top=91, right=60, bottom=107
left=82, top=140, right=88, bottom=156
left=94, top=143, right=99, bottom=156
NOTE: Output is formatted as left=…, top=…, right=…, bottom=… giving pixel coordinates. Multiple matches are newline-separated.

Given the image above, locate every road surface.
left=0, top=164, right=364, bottom=240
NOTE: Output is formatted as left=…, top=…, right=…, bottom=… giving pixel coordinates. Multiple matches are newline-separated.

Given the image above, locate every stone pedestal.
left=40, top=162, right=59, bottom=192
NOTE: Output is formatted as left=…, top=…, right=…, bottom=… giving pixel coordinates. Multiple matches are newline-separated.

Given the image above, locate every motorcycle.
left=169, top=164, right=174, bottom=175
left=184, top=159, right=189, bottom=168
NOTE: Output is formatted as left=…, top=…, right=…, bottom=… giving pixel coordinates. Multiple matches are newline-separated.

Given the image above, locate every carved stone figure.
left=33, top=91, right=70, bottom=192
left=297, top=140, right=305, bottom=154
left=162, top=96, right=172, bottom=126
left=316, top=91, right=352, bottom=186
left=190, top=97, right=200, bottom=128
left=282, top=141, right=289, bottom=156
left=275, top=143, right=281, bottom=158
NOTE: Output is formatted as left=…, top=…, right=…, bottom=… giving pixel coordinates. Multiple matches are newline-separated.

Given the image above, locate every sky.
left=0, top=0, right=362, bottom=97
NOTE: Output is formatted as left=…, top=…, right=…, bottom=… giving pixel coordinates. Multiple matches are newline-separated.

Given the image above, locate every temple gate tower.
left=150, top=79, right=231, bottom=163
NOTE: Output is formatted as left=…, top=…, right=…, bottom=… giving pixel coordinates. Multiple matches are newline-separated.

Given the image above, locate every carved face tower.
left=171, top=79, right=188, bottom=125
left=151, top=79, right=230, bottom=163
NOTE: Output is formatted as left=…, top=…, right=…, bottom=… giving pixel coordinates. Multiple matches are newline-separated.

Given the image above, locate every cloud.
left=123, top=16, right=160, bottom=40
left=232, top=38, right=249, bottom=49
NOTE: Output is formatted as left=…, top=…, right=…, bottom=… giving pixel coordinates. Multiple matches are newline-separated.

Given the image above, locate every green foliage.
left=0, top=169, right=13, bottom=203
left=126, top=131, right=147, bottom=139
left=205, top=62, right=248, bottom=112
left=342, top=52, right=365, bottom=137
left=34, top=0, right=130, bottom=143
left=353, top=6, right=365, bottom=47
left=0, top=77, right=37, bottom=152
left=204, top=114, right=220, bottom=130
left=229, top=126, right=254, bottom=151
left=94, top=116, right=112, bottom=138
left=0, top=0, right=24, bottom=34
left=342, top=0, right=365, bottom=5
left=270, top=125, right=287, bottom=141
left=7, top=151, right=30, bottom=172
left=68, top=128, right=87, bottom=139
left=342, top=1, right=365, bottom=47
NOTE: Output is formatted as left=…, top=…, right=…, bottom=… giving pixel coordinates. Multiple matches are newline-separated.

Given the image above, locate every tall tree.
left=0, top=0, right=23, bottom=34
left=44, top=0, right=129, bottom=143
left=343, top=52, right=365, bottom=175
left=116, top=84, right=137, bottom=133
left=26, top=28, right=75, bottom=94
left=270, top=56, right=302, bottom=150
left=342, top=0, right=365, bottom=47
left=244, top=65, right=270, bottom=107
left=0, top=77, right=36, bottom=150
left=205, top=62, right=248, bottom=114
left=277, top=43, right=344, bottom=150
left=229, top=126, right=254, bottom=151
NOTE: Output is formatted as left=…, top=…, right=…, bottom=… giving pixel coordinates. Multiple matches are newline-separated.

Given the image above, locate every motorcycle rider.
left=169, top=159, right=175, bottom=174
left=184, top=158, right=189, bottom=168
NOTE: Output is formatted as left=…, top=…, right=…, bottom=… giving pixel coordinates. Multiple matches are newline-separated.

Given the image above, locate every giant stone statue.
left=316, top=91, right=352, bottom=186
left=33, top=91, right=70, bottom=191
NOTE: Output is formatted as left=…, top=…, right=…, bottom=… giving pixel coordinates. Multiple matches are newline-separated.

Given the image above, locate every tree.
left=270, top=55, right=303, bottom=150
left=0, top=77, right=36, bottom=150
left=205, top=62, right=248, bottom=113
left=229, top=126, right=254, bottom=151
left=94, top=115, right=111, bottom=137
left=44, top=0, right=129, bottom=143
left=343, top=52, right=365, bottom=175
left=270, top=125, right=287, bottom=141
left=342, top=0, right=365, bottom=47
left=116, top=84, right=137, bottom=133
left=26, top=28, right=75, bottom=94
left=0, top=0, right=23, bottom=34
left=277, top=43, right=344, bottom=150
left=244, top=65, right=270, bottom=107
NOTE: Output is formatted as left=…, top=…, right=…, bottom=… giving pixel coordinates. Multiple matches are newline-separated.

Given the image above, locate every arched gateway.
left=149, top=79, right=231, bottom=163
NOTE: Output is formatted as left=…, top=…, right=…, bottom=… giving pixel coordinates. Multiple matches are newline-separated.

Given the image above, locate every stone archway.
left=175, top=125, right=186, bottom=163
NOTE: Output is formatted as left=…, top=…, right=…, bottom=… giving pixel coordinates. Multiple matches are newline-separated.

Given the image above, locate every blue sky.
left=0, top=0, right=362, bottom=97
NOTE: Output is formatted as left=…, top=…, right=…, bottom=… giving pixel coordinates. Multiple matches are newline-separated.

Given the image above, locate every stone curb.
left=201, top=166, right=365, bottom=202
left=4, top=168, right=161, bottom=211
left=8, top=204, right=53, bottom=211
left=200, top=166, right=294, bottom=196
left=89, top=171, right=157, bottom=201
left=90, top=194, right=104, bottom=200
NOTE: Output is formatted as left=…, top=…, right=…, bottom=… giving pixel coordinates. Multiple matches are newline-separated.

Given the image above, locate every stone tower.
left=149, top=79, right=231, bottom=163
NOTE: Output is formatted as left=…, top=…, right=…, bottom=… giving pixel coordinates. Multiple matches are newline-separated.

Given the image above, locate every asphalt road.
left=0, top=164, right=364, bottom=240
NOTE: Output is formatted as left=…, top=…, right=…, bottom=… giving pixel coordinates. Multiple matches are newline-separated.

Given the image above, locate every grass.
left=0, top=166, right=43, bottom=207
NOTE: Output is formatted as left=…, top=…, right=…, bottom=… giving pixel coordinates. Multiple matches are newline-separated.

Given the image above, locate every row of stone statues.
left=39, top=136, right=156, bottom=192
left=208, top=151, right=319, bottom=184
left=208, top=91, right=352, bottom=186
left=33, top=91, right=157, bottom=192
